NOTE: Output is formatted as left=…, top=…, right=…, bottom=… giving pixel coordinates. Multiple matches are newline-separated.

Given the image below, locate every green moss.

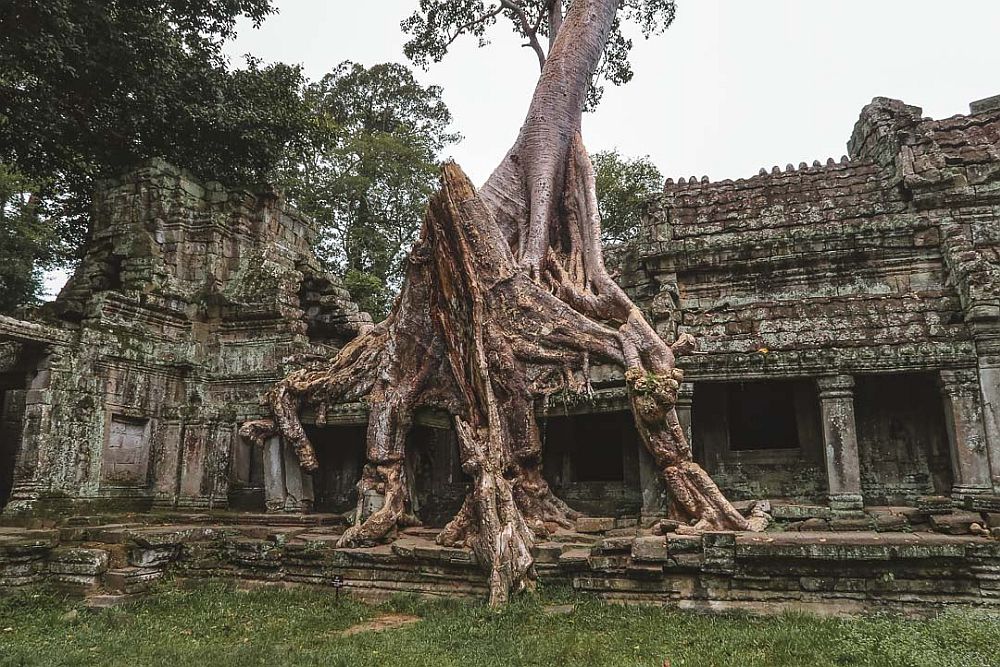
left=0, top=582, right=997, bottom=666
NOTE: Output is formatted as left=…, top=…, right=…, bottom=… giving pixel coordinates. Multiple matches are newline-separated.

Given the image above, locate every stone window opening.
left=727, top=381, right=801, bottom=451
left=541, top=410, right=643, bottom=516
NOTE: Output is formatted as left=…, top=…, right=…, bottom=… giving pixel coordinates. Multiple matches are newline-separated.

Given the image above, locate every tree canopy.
left=592, top=149, right=662, bottom=245
left=0, top=0, right=312, bottom=302
left=0, top=165, right=52, bottom=314
left=402, top=0, right=676, bottom=108
left=281, top=62, right=459, bottom=319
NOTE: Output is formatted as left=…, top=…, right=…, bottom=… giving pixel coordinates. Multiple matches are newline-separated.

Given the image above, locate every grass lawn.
left=0, top=581, right=997, bottom=667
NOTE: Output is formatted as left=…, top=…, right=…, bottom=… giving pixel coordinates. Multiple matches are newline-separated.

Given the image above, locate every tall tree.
left=247, top=0, right=767, bottom=606
left=282, top=62, right=459, bottom=319
left=592, top=150, right=663, bottom=245
left=0, top=165, right=52, bottom=313
left=0, top=0, right=311, bottom=271
left=402, top=0, right=677, bottom=109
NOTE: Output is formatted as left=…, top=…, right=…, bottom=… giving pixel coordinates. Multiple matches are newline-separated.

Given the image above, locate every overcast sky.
left=225, top=0, right=1000, bottom=185
left=41, top=1, right=1000, bottom=297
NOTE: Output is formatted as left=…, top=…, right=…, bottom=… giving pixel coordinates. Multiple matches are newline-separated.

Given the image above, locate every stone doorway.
left=406, top=423, right=467, bottom=527
left=310, top=423, right=367, bottom=514
left=541, top=410, right=642, bottom=516
left=855, top=373, right=953, bottom=504
left=0, top=342, right=37, bottom=512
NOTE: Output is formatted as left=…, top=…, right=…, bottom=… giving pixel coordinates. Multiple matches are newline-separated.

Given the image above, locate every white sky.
left=41, top=0, right=1000, bottom=298
left=225, top=0, right=1000, bottom=185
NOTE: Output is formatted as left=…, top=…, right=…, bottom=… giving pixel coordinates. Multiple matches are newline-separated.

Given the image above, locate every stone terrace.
left=2, top=513, right=999, bottom=616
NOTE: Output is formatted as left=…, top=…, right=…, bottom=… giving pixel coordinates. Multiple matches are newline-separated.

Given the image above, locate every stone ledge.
left=2, top=521, right=997, bottom=614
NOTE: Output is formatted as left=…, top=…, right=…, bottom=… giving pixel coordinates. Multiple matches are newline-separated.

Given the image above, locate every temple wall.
left=623, top=95, right=1000, bottom=512
left=0, top=160, right=371, bottom=516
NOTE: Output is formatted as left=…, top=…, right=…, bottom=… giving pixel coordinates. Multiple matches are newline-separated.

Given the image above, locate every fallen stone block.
left=575, top=517, right=615, bottom=534
left=930, top=511, right=984, bottom=535
left=916, top=496, right=954, bottom=515
left=799, top=518, right=831, bottom=531
left=631, top=536, right=669, bottom=562
left=128, top=545, right=180, bottom=568
left=103, top=567, right=164, bottom=594
left=596, top=536, right=634, bottom=553
left=532, top=543, right=563, bottom=564
left=771, top=504, right=832, bottom=520
left=558, top=548, right=590, bottom=568
left=48, top=548, right=109, bottom=576
left=829, top=518, right=873, bottom=532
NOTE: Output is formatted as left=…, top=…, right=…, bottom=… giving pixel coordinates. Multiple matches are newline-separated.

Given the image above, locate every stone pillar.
left=973, top=333, right=1000, bottom=493
left=938, top=369, right=993, bottom=499
left=281, top=441, right=314, bottom=513
left=675, top=381, right=694, bottom=447
left=816, top=375, right=863, bottom=513
left=263, top=436, right=285, bottom=512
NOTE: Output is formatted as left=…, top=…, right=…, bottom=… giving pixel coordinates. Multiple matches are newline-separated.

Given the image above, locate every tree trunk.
left=242, top=0, right=766, bottom=607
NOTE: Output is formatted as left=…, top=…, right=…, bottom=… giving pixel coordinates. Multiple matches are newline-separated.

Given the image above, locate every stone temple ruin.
left=1, top=96, right=999, bottom=612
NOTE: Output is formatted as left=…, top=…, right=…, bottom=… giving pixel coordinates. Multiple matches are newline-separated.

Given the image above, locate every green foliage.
left=592, top=149, right=662, bottom=245
left=0, top=164, right=54, bottom=313
left=401, top=0, right=677, bottom=109
left=1, top=583, right=999, bottom=666
left=0, top=0, right=311, bottom=264
left=280, top=62, right=460, bottom=320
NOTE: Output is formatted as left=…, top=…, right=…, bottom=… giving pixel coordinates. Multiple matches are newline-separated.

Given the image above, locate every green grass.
left=0, top=581, right=997, bottom=667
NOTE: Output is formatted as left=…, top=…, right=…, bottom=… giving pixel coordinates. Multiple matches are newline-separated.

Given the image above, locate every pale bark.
left=242, top=0, right=765, bottom=607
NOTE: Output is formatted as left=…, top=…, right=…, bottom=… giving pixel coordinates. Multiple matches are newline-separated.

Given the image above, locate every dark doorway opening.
left=541, top=410, right=641, bottom=516
left=692, top=380, right=826, bottom=502
left=855, top=373, right=952, bottom=503
left=0, top=389, right=14, bottom=510
left=407, top=424, right=467, bottom=527
left=310, top=423, right=367, bottom=514
left=1, top=342, right=36, bottom=512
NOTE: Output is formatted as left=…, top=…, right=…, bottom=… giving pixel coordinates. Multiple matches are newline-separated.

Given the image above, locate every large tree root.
left=247, top=0, right=767, bottom=606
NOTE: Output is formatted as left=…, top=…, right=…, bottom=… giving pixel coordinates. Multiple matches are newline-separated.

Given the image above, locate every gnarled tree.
left=243, top=0, right=766, bottom=607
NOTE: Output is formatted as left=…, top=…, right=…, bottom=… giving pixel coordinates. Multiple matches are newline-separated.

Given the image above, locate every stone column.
left=973, top=333, right=1000, bottom=493
left=262, top=435, right=286, bottom=512
left=281, top=442, right=314, bottom=513
left=938, top=369, right=993, bottom=499
left=675, top=381, right=694, bottom=447
left=816, top=375, right=863, bottom=513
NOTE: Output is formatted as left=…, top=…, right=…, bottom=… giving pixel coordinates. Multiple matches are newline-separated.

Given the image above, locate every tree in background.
left=0, top=0, right=312, bottom=306
left=281, top=62, right=459, bottom=319
left=592, top=150, right=662, bottom=245
left=0, top=165, right=52, bottom=313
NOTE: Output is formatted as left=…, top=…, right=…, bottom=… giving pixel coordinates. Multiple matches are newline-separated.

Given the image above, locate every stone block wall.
left=624, top=95, right=1000, bottom=509
left=0, top=160, right=370, bottom=516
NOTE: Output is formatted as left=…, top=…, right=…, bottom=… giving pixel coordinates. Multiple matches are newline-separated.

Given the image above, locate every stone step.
left=103, top=567, right=164, bottom=594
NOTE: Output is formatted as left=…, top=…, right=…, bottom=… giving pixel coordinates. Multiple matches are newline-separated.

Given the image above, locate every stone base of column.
left=970, top=494, right=1000, bottom=513
left=828, top=493, right=864, bottom=516
left=951, top=485, right=993, bottom=503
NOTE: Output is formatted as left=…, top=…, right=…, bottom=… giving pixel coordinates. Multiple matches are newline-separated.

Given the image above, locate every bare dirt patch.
left=340, top=614, right=421, bottom=637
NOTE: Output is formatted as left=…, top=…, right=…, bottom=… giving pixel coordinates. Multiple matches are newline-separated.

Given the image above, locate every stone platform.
left=2, top=513, right=999, bottom=616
